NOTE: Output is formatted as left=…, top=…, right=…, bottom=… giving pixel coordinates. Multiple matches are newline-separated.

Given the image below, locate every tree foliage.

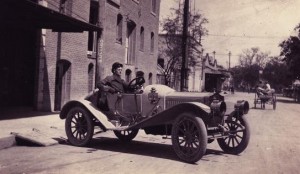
left=232, top=47, right=270, bottom=89
left=233, top=48, right=292, bottom=91
left=160, top=6, right=208, bottom=86
left=238, top=47, right=270, bottom=68
left=279, top=24, right=300, bottom=79
left=231, top=64, right=261, bottom=88
left=262, top=57, right=292, bottom=90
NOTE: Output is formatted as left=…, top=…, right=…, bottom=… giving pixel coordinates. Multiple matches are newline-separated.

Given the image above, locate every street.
left=0, top=92, right=300, bottom=174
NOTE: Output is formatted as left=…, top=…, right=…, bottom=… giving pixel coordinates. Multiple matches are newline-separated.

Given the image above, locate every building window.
left=140, top=27, right=144, bottom=51
left=125, top=20, right=136, bottom=64
left=116, top=14, right=123, bottom=43
left=150, top=32, right=154, bottom=53
left=151, top=0, right=156, bottom=14
left=125, top=69, right=132, bottom=83
left=60, top=0, right=73, bottom=16
left=88, top=1, right=99, bottom=54
left=88, top=63, right=94, bottom=92
left=158, top=58, right=164, bottom=68
left=149, top=73, right=153, bottom=85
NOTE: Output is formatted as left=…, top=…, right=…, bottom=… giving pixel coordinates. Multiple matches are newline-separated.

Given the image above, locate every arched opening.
left=125, top=69, right=132, bottom=83
left=149, top=72, right=153, bottom=85
left=54, top=59, right=71, bottom=111
left=140, top=26, right=144, bottom=51
left=150, top=32, right=154, bottom=53
left=125, top=20, right=136, bottom=64
left=88, top=63, right=94, bottom=92
left=116, top=14, right=123, bottom=43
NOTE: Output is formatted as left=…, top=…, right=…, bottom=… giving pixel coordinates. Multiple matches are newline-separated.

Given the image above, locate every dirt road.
left=0, top=92, right=299, bottom=174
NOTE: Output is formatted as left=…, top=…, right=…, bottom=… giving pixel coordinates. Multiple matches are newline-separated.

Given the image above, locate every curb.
left=0, top=135, right=16, bottom=150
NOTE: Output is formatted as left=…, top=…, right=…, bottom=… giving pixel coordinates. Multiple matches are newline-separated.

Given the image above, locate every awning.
left=0, top=0, right=102, bottom=32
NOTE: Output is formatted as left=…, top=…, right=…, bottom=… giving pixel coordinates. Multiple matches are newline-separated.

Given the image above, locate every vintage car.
left=59, top=77, right=250, bottom=163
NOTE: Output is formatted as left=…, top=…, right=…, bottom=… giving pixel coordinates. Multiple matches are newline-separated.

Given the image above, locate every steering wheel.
left=127, top=77, right=145, bottom=93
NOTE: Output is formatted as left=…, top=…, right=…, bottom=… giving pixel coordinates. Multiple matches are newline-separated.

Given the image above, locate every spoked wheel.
left=217, top=116, right=250, bottom=154
left=65, top=106, right=94, bottom=146
left=171, top=113, right=207, bottom=163
left=113, top=129, right=139, bottom=142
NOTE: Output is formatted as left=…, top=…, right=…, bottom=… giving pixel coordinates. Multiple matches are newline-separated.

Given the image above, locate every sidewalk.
left=0, top=109, right=65, bottom=150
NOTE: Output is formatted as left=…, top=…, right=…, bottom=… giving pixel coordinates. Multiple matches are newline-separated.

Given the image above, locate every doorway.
left=54, top=60, right=71, bottom=111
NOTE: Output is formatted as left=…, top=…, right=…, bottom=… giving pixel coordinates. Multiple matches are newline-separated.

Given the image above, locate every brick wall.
left=37, top=0, right=160, bottom=111
left=100, top=0, right=160, bottom=85
left=38, top=0, right=95, bottom=111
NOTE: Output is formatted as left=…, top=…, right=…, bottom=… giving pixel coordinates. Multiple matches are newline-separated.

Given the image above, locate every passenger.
left=257, top=81, right=273, bottom=96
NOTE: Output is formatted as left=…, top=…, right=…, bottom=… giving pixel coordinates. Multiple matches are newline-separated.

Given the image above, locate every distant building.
left=202, top=53, right=229, bottom=92
left=0, top=0, right=160, bottom=113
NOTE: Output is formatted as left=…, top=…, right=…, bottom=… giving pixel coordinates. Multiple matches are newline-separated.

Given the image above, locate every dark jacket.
left=97, top=74, right=128, bottom=93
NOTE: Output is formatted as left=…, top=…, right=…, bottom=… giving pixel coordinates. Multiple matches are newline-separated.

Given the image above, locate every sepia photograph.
left=0, top=0, right=300, bottom=173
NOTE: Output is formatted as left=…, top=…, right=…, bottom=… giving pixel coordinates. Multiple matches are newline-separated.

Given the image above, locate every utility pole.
left=213, top=51, right=216, bottom=60
left=228, top=51, right=231, bottom=69
left=180, top=0, right=189, bottom=91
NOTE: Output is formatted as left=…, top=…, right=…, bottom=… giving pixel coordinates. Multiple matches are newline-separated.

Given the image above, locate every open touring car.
left=59, top=77, right=250, bottom=163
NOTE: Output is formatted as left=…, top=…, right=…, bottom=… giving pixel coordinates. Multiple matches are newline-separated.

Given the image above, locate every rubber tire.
left=113, top=129, right=139, bottom=142
left=171, top=113, right=207, bottom=163
left=217, top=116, right=250, bottom=154
left=65, top=106, right=94, bottom=147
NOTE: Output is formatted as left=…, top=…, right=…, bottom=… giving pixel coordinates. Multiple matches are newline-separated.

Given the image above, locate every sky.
left=159, top=0, right=300, bottom=68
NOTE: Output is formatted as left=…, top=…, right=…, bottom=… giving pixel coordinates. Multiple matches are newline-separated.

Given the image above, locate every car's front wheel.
left=65, top=106, right=94, bottom=146
left=217, top=116, right=250, bottom=154
left=171, top=113, right=207, bottom=163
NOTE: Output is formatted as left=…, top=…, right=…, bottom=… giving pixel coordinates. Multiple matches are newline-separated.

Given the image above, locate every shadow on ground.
left=276, top=98, right=298, bottom=104
left=62, top=137, right=225, bottom=163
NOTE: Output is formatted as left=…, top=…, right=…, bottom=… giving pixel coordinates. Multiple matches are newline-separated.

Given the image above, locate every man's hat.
left=111, top=62, right=123, bottom=73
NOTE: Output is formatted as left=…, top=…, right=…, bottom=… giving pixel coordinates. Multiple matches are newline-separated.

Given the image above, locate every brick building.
left=100, top=0, right=160, bottom=87
left=0, top=0, right=160, bottom=113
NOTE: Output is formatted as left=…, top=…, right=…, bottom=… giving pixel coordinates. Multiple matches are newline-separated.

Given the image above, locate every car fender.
left=59, top=99, right=116, bottom=130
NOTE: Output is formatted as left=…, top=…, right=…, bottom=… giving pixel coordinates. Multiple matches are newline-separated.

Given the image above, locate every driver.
left=97, top=62, right=129, bottom=93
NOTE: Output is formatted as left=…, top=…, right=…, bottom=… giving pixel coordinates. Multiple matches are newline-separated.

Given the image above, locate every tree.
left=238, top=47, right=270, bottom=68
left=262, top=56, right=292, bottom=91
left=160, top=5, right=208, bottom=87
left=231, top=64, right=261, bottom=88
left=279, top=24, right=300, bottom=79
left=232, top=47, right=270, bottom=90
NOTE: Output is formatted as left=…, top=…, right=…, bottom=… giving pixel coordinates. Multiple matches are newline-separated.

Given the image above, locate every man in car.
left=97, top=62, right=129, bottom=93
left=96, top=62, right=128, bottom=111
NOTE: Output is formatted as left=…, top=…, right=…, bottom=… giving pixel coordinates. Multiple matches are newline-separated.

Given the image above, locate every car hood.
left=166, top=91, right=213, bottom=99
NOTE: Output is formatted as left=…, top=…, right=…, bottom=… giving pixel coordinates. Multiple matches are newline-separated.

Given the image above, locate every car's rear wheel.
left=113, top=129, right=139, bottom=142
left=65, top=106, right=94, bottom=146
left=171, top=113, right=207, bottom=163
left=217, top=116, right=250, bottom=154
